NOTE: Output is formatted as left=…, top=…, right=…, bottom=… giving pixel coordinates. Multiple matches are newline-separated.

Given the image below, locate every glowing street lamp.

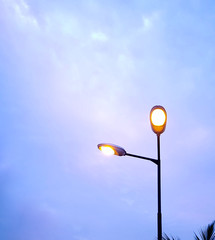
left=98, top=143, right=158, bottom=164
left=150, top=106, right=167, bottom=135
left=150, top=105, right=167, bottom=240
left=98, top=143, right=126, bottom=156
left=97, top=106, right=167, bottom=240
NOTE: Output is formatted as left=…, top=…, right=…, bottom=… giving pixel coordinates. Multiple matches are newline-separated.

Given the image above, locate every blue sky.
left=1, top=0, right=215, bottom=239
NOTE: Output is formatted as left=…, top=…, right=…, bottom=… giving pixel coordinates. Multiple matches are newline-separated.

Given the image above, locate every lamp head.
left=150, top=105, right=167, bottom=135
left=97, top=143, right=126, bottom=156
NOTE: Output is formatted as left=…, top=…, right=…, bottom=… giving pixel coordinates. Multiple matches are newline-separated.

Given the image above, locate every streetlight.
left=97, top=105, right=167, bottom=240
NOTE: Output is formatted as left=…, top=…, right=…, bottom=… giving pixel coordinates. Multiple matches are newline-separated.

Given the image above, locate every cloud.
left=2, top=0, right=39, bottom=28
left=142, top=17, right=152, bottom=30
left=91, top=31, right=108, bottom=42
left=141, top=11, right=161, bottom=31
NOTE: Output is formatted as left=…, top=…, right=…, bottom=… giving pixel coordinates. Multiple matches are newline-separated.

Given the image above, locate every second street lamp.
left=97, top=105, right=167, bottom=240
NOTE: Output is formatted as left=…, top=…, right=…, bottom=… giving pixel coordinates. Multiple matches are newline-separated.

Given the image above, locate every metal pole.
left=157, top=134, right=162, bottom=240
left=125, top=153, right=158, bottom=165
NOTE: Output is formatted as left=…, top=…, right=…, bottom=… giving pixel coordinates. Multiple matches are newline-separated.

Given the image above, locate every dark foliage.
left=194, top=221, right=215, bottom=240
left=162, top=233, right=180, bottom=240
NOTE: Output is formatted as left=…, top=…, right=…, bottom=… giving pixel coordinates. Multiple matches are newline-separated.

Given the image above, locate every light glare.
left=99, top=146, right=115, bottom=155
left=151, top=109, right=166, bottom=126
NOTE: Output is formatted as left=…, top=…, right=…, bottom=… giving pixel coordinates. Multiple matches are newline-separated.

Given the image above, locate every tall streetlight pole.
left=150, top=106, right=167, bottom=240
left=97, top=106, right=167, bottom=240
left=157, top=134, right=162, bottom=240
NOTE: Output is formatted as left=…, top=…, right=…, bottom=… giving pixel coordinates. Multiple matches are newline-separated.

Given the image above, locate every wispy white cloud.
left=141, top=11, right=161, bottom=31
left=2, top=0, right=39, bottom=28
left=91, top=31, right=108, bottom=42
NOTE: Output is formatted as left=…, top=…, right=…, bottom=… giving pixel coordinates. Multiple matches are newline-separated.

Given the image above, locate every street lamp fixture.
left=98, top=143, right=126, bottom=156
left=150, top=105, right=167, bottom=135
left=97, top=105, right=167, bottom=240
left=98, top=143, right=158, bottom=164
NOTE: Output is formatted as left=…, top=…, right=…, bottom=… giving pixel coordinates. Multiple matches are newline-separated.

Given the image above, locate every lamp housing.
left=150, top=105, right=167, bottom=135
left=97, top=143, right=126, bottom=156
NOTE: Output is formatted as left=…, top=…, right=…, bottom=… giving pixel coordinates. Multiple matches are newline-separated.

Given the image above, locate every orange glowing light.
left=150, top=106, right=167, bottom=135
left=99, top=146, right=115, bottom=155
left=151, top=109, right=166, bottom=126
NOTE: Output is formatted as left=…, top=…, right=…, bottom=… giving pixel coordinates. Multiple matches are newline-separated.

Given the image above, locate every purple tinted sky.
left=0, top=0, right=215, bottom=239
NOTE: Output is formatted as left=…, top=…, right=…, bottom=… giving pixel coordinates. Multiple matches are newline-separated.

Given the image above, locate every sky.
left=0, top=0, right=215, bottom=239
